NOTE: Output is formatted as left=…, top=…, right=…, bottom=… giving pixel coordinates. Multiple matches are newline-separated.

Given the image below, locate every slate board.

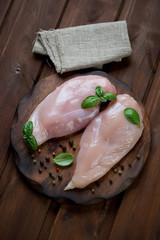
left=11, top=71, right=151, bottom=204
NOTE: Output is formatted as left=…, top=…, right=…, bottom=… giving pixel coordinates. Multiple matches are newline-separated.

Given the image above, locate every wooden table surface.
left=0, top=0, right=160, bottom=239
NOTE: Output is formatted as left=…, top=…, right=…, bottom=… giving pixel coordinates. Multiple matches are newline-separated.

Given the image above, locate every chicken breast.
left=65, top=94, right=144, bottom=190
left=29, top=75, right=116, bottom=145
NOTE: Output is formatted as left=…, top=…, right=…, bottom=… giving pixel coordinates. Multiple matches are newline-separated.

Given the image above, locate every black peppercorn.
left=109, top=180, right=113, bottom=185
left=45, top=156, right=50, bottom=162
left=40, top=160, right=44, bottom=167
left=69, top=140, right=73, bottom=147
left=49, top=172, right=55, bottom=178
left=72, top=146, right=76, bottom=151
left=120, top=165, right=124, bottom=171
left=62, top=145, right=66, bottom=152
left=95, top=181, right=100, bottom=187
left=58, top=174, right=62, bottom=180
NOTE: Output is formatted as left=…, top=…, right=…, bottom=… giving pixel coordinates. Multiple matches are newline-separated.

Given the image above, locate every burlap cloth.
left=32, top=21, right=132, bottom=73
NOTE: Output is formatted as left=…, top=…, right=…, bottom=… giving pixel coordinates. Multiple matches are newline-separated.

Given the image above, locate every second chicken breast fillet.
left=65, top=94, right=144, bottom=190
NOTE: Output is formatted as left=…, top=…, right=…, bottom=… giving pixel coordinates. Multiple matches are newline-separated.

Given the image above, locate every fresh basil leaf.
left=95, top=86, right=104, bottom=98
left=25, top=135, right=38, bottom=150
left=53, top=153, right=74, bottom=166
left=99, top=96, right=108, bottom=102
left=103, top=93, right=117, bottom=101
left=124, top=108, right=140, bottom=127
left=81, top=96, right=99, bottom=108
left=23, top=121, right=33, bottom=137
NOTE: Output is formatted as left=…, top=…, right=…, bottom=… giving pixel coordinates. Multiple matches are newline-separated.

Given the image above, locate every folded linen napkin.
left=32, top=21, right=132, bottom=73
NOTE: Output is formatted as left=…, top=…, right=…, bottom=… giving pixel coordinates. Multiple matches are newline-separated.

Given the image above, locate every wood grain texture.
left=0, top=0, right=12, bottom=27
left=0, top=167, right=51, bottom=240
left=49, top=202, right=107, bottom=240
left=0, top=1, right=67, bottom=240
left=60, top=0, right=124, bottom=27
left=48, top=193, right=123, bottom=240
left=11, top=71, right=151, bottom=204
left=109, top=56, right=160, bottom=240
left=109, top=0, right=160, bottom=100
left=0, top=0, right=67, bottom=172
left=37, top=201, right=61, bottom=240
left=97, top=1, right=160, bottom=238
left=0, top=148, right=14, bottom=196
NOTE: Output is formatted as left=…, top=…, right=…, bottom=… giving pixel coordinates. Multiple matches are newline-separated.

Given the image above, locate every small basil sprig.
left=124, top=108, right=140, bottom=127
left=22, top=121, right=38, bottom=150
left=23, top=121, right=33, bottom=137
left=53, top=153, right=74, bottom=166
left=95, top=86, right=104, bottom=98
left=25, top=135, right=38, bottom=150
left=103, top=92, right=117, bottom=101
left=81, top=86, right=117, bottom=109
left=81, top=96, right=99, bottom=109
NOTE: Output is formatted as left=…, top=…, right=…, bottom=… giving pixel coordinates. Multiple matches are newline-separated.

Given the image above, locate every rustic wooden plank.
left=60, top=0, right=124, bottom=27
left=0, top=0, right=12, bottom=27
left=0, top=148, right=14, bottom=196
left=0, top=1, right=69, bottom=240
left=49, top=202, right=106, bottom=240
left=0, top=0, right=67, bottom=172
left=0, top=0, right=26, bottom=55
left=37, top=201, right=61, bottom=240
left=0, top=167, right=51, bottom=240
left=97, top=193, right=124, bottom=239
left=108, top=60, right=160, bottom=240
left=98, top=0, right=160, bottom=238
left=109, top=0, right=160, bottom=101
left=47, top=194, right=124, bottom=240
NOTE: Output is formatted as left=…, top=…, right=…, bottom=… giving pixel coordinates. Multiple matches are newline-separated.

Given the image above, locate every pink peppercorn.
left=49, top=143, right=52, bottom=146
left=56, top=168, right=59, bottom=172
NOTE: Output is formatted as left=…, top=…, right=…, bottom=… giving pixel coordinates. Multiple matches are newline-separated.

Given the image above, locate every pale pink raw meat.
left=29, top=75, right=116, bottom=145
left=65, top=94, right=144, bottom=190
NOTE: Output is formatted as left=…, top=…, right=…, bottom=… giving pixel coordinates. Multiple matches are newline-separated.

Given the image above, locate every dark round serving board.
left=11, top=71, right=151, bottom=204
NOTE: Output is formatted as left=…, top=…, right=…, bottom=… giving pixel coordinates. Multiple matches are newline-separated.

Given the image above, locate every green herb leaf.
left=99, top=96, right=108, bottom=102
left=95, top=86, right=104, bottom=98
left=23, top=121, right=33, bottom=137
left=25, top=135, right=38, bottom=150
left=81, top=96, right=99, bottom=109
left=124, top=108, right=140, bottom=127
left=53, top=153, right=74, bottom=166
left=103, top=93, right=117, bottom=101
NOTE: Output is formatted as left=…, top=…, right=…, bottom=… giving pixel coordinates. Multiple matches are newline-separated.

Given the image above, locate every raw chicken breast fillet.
left=29, top=75, right=116, bottom=145
left=65, top=94, right=144, bottom=190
